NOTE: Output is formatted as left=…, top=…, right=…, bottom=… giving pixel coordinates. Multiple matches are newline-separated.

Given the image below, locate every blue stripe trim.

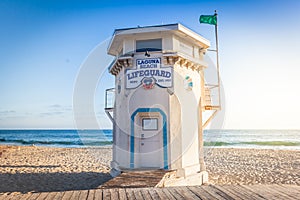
left=130, top=108, right=168, bottom=169
left=130, top=116, right=135, bottom=168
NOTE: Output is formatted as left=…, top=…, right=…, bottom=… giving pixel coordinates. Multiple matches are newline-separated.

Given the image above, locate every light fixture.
left=145, top=51, right=150, bottom=57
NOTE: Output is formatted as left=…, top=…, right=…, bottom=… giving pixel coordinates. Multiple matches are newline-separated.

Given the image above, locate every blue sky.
left=0, top=0, right=299, bottom=129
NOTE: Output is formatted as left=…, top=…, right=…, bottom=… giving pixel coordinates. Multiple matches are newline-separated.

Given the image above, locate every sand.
left=205, top=148, right=300, bottom=185
left=0, top=145, right=299, bottom=193
left=0, top=145, right=112, bottom=193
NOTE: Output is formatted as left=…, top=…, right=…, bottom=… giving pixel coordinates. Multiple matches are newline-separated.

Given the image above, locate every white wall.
left=172, top=63, right=202, bottom=171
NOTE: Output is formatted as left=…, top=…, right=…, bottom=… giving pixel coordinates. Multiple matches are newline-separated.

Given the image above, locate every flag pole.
left=214, top=10, right=221, bottom=109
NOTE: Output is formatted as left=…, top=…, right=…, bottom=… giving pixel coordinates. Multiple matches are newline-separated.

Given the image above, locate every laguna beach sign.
left=126, top=58, right=173, bottom=89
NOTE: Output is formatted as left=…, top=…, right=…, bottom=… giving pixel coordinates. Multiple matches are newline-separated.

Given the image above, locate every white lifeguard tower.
left=105, top=23, right=220, bottom=186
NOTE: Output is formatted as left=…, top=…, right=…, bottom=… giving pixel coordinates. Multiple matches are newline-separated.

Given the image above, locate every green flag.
left=199, top=15, right=217, bottom=25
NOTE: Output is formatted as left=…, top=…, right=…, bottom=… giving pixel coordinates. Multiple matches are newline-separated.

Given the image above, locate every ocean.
left=0, top=129, right=299, bottom=150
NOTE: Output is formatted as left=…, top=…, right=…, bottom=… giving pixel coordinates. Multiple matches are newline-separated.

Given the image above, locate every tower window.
left=142, top=118, right=158, bottom=130
left=136, top=39, right=162, bottom=52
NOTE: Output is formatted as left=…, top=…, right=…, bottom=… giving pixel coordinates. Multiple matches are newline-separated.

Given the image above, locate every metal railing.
left=204, top=84, right=221, bottom=110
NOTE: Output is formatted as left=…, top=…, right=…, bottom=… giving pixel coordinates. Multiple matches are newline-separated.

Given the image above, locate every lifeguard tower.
left=104, top=23, right=220, bottom=186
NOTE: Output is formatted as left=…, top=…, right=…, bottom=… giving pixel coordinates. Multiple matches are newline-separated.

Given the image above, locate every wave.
left=242, top=141, right=300, bottom=146
left=204, top=141, right=300, bottom=147
left=1, top=138, right=299, bottom=147
left=204, top=141, right=230, bottom=146
left=0, top=138, right=112, bottom=146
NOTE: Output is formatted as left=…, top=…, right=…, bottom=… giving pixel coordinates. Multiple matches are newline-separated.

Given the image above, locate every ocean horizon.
left=0, top=129, right=299, bottom=150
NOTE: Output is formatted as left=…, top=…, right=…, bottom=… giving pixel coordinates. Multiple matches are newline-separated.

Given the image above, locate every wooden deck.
left=0, top=184, right=299, bottom=200
left=100, top=170, right=170, bottom=188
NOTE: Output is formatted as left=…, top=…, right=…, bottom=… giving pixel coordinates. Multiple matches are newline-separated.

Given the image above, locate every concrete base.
left=176, top=164, right=201, bottom=177
left=110, top=161, right=121, bottom=177
left=157, top=171, right=209, bottom=187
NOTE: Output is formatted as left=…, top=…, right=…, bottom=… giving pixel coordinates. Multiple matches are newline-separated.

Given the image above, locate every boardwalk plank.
left=103, top=189, right=111, bottom=200
left=252, top=185, right=284, bottom=200
left=212, top=185, right=244, bottom=200
left=118, top=188, right=127, bottom=200
left=202, top=185, right=235, bottom=200
left=221, top=185, right=253, bottom=200
left=94, top=189, right=103, bottom=200
left=148, top=188, right=161, bottom=200
left=140, top=188, right=152, bottom=200
left=1, top=193, right=17, bottom=200
left=86, top=190, right=95, bottom=200
left=78, top=190, right=89, bottom=200
left=277, top=184, right=300, bottom=196
left=44, top=192, right=58, bottom=200
left=36, top=192, right=49, bottom=200
left=4, top=192, right=19, bottom=200
left=52, top=192, right=65, bottom=200
left=249, top=185, right=294, bottom=200
left=229, top=185, right=265, bottom=200
left=1, top=192, right=14, bottom=200
left=287, top=185, right=300, bottom=190
left=9, top=193, right=32, bottom=200
left=153, top=188, right=169, bottom=199
left=173, top=186, right=200, bottom=200
left=132, top=188, right=143, bottom=200
left=110, top=188, right=119, bottom=200
left=161, top=188, right=177, bottom=199
left=242, top=185, right=274, bottom=200
left=70, top=190, right=81, bottom=200
left=1, top=184, right=300, bottom=200
left=268, top=185, right=298, bottom=200
left=125, top=188, right=136, bottom=200
left=61, top=191, right=74, bottom=200
left=188, top=186, right=220, bottom=200
left=168, top=187, right=184, bottom=199
left=26, top=192, right=41, bottom=200
left=20, top=193, right=35, bottom=200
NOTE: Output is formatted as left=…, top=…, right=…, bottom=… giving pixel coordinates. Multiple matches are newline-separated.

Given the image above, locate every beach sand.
left=0, top=145, right=112, bottom=193
left=205, top=148, right=300, bottom=185
left=0, top=145, right=299, bottom=193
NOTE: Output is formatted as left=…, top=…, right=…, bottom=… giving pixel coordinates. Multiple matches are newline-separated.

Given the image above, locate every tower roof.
left=107, top=23, right=210, bottom=56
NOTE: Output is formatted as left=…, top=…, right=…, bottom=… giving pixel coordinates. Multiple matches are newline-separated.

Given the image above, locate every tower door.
left=136, top=114, right=163, bottom=168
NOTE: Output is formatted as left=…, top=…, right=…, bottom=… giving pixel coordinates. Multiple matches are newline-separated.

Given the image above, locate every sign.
left=126, top=58, right=173, bottom=89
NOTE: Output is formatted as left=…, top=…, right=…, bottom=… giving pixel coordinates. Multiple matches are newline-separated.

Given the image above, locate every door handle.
left=141, top=143, right=144, bottom=146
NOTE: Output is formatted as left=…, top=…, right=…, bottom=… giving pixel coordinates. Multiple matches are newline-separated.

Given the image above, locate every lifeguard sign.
left=105, top=23, right=220, bottom=186
left=126, top=58, right=173, bottom=89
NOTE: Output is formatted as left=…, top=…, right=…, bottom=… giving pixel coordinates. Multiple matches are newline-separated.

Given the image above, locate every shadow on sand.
left=0, top=171, right=112, bottom=193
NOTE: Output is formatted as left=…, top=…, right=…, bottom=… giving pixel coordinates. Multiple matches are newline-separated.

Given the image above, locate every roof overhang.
left=107, top=23, right=210, bottom=56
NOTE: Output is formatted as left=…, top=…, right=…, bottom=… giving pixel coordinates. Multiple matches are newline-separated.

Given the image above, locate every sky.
left=0, top=0, right=299, bottom=129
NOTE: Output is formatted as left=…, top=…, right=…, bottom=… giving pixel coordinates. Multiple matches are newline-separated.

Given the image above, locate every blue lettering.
left=144, top=70, right=150, bottom=76
left=127, top=73, right=132, bottom=80
left=165, top=72, right=171, bottom=78
left=150, top=70, right=155, bottom=76
left=139, top=70, right=144, bottom=76
left=154, top=70, right=160, bottom=76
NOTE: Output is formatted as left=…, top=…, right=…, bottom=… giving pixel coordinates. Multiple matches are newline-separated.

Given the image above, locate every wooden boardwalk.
left=100, top=170, right=170, bottom=188
left=0, top=184, right=299, bottom=200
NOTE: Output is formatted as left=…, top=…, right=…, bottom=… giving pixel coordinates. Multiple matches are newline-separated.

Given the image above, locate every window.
left=136, top=39, right=162, bottom=52
left=142, top=118, right=158, bottom=130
